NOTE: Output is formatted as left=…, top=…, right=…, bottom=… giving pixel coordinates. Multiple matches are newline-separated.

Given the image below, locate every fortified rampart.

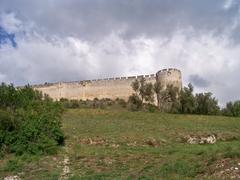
left=33, top=68, right=182, bottom=105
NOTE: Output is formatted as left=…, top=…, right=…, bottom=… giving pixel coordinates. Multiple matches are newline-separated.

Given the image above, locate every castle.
left=33, top=68, right=182, bottom=105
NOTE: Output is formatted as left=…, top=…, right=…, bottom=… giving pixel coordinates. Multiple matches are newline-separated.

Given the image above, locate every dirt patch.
left=125, top=138, right=164, bottom=148
left=206, top=158, right=240, bottom=179
left=102, top=157, right=115, bottom=165
left=145, top=138, right=161, bottom=147
left=79, top=136, right=164, bottom=148
left=79, top=137, right=108, bottom=146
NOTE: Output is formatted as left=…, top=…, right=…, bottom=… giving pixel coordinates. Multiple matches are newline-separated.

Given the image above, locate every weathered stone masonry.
left=33, top=68, right=182, bottom=104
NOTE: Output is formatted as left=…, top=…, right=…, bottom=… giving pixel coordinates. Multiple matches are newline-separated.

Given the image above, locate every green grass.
left=1, top=108, right=240, bottom=179
left=62, top=109, right=240, bottom=179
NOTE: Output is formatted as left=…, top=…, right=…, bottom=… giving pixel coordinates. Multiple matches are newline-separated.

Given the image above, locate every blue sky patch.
left=0, top=26, right=17, bottom=48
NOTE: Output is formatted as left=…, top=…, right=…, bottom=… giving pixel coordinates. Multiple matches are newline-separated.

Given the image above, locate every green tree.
left=131, top=79, right=140, bottom=93
left=156, top=84, right=180, bottom=112
left=139, top=77, right=146, bottom=102
left=154, top=81, right=163, bottom=108
left=144, top=83, right=154, bottom=103
left=195, top=92, right=220, bottom=115
left=179, top=83, right=196, bottom=114
left=130, top=77, right=154, bottom=104
left=167, top=85, right=181, bottom=113
left=129, top=77, right=155, bottom=111
left=222, top=101, right=240, bottom=117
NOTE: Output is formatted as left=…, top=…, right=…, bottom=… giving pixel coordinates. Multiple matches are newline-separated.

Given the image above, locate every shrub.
left=115, top=98, right=127, bottom=108
left=69, top=100, right=80, bottom=108
left=128, top=94, right=143, bottom=111
left=143, top=103, right=158, bottom=113
left=0, top=109, right=17, bottom=131
left=0, top=84, right=64, bottom=156
left=61, top=98, right=127, bottom=110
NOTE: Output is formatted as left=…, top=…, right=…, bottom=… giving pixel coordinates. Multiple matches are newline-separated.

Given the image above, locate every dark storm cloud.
left=0, top=0, right=239, bottom=41
left=189, top=74, right=210, bottom=88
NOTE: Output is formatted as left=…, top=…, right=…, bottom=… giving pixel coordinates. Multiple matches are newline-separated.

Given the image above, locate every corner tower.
left=156, top=68, right=182, bottom=90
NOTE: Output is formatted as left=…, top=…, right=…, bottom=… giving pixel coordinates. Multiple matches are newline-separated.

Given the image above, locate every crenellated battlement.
left=32, top=73, right=157, bottom=88
left=157, top=68, right=181, bottom=74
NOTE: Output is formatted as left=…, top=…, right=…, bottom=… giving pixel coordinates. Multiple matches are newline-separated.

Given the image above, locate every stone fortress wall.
left=33, top=68, right=182, bottom=104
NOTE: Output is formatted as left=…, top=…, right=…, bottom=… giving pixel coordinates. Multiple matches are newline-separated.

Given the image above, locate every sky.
left=0, top=0, right=240, bottom=104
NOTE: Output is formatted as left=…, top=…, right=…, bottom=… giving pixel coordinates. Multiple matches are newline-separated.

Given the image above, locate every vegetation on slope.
left=1, top=108, right=240, bottom=179
left=129, top=78, right=240, bottom=117
left=0, top=83, right=64, bottom=157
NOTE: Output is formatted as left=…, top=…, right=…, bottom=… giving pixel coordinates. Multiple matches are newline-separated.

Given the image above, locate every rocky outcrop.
left=185, top=134, right=217, bottom=144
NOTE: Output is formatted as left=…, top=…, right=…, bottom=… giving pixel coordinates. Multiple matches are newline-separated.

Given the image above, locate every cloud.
left=0, top=12, right=22, bottom=33
left=0, top=0, right=239, bottom=40
left=223, top=0, right=235, bottom=10
left=189, top=75, right=210, bottom=88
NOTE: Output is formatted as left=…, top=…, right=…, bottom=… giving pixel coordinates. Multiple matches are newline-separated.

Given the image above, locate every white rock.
left=63, top=166, right=70, bottom=175
left=205, top=135, right=217, bottom=144
left=187, top=137, right=199, bottom=144
left=4, top=176, right=21, bottom=180
left=63, top=157, right=70, bottom=165
left=187, top=135, right=216, bottom=144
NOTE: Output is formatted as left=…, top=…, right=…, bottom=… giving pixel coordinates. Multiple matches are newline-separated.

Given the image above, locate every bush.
left=0, top=84, right=64, bottom=156
left=143, top=103, right=158, bottom=113
left=115, top=98, right=127, bottom=108
left=0, top=109, right=17, bottom=131
left=128, top=94, right=143, bottom=111
left=61, top=98, right=127, bottom=110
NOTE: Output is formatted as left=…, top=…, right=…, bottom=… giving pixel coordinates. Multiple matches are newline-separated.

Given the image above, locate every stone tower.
left=156, top=68, right=182, bottom=90
left=155, top=68, right=182, bottom=108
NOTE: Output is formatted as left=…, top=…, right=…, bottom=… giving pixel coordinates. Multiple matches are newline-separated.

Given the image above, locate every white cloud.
left=0, top=12, right=22, bottom=33
left=223, top=0, right=235, bottom=10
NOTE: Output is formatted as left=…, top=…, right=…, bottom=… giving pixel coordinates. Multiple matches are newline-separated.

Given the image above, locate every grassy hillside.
left=1, top=109, right=240, bottom=179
